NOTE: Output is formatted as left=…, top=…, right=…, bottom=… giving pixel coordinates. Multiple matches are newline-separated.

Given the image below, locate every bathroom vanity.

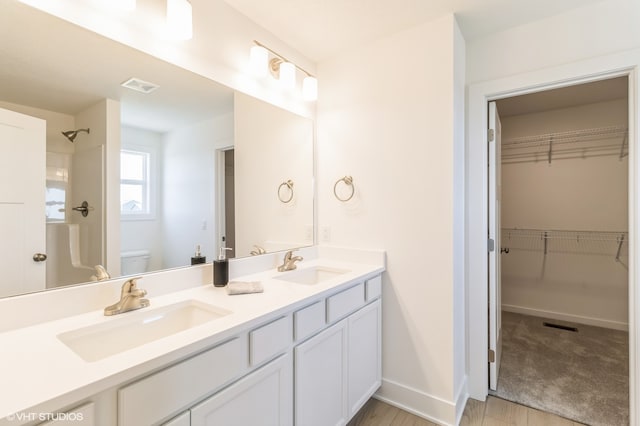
left=0, top=247, right=384, bottom=426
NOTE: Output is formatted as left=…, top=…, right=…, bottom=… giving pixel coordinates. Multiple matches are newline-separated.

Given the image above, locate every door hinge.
left=489, top=349, right=495, bottom=363
left=488, top=238, right=495, bottom=252
left=488, top=129, right=495, bottom=142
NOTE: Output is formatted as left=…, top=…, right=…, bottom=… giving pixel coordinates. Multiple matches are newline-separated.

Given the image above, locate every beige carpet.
left=493, top=311, right=628, bottom=426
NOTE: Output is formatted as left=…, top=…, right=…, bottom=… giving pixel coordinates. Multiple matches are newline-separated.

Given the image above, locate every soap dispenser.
left=213, top=247, right=233, bottom=287
left=191, top=244, right=206, bottom=265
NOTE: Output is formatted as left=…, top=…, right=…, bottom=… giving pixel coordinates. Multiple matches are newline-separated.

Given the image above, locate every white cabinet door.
left=348, top=299, right=381, bottom=417
left=295, top=318, right=348, bottom=426
left=190, top=353, right=292, bottom=426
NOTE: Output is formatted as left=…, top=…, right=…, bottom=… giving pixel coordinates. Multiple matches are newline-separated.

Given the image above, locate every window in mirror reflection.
left=121, top=149, right=153, bottom=218
left=45, top=152, right=70, bottom=222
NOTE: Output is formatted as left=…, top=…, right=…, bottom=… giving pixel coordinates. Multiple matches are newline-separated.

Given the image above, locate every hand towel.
left=226, top=281, right=264, bottom=295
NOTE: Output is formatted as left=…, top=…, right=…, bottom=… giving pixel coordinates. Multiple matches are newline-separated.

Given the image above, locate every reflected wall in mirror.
left=0, top=3, right=314, bottom=299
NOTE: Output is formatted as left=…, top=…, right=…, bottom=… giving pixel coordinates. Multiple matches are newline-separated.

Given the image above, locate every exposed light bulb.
left=250, top=45, right=268, bottom=77
left=279, top=62, right=296, bottom=90
left=302, top=76, right=318, bottom=101
left=166, top=0, right=193, bottom=40
left=113, top=0, right=136, bottom=11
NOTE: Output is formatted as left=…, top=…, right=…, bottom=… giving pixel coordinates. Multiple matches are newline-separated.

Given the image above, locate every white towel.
left=226, top=281, right=264, bottom=295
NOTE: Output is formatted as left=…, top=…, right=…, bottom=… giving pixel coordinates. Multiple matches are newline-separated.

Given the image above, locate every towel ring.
left=278, top=180, right=294, bottom=203
left=334, top=176, right=355, bottom=202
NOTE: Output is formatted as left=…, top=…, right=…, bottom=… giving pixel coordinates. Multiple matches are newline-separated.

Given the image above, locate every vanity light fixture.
left=166, top=0, right=193, bottom=40
left=251, top=40, right=318, bottom=101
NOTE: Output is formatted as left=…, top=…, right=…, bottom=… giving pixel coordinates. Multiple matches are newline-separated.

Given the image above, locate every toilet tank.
left=121, top=250, right=150, bottom=276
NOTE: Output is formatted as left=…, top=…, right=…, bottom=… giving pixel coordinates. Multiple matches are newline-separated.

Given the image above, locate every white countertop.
left=0, top=250, right=384, bottom=423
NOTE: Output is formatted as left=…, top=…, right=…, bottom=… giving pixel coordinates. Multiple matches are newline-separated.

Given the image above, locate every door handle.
left=72, top=201, right=94, bottom=217
left=500, top=248, right=510, bottom=254
left=33, top=253, right=47, bottom=262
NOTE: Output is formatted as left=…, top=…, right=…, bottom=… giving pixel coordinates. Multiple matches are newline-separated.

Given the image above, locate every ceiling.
left=496, top=77, right=628, bottom=117
left=0, top=2, right=233, bottom=133
left=222, top=0, right=607, bottom=61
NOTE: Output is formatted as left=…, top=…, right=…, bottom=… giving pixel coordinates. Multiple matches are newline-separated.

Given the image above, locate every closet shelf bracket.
left=616, top=234, right=626, bottom=262
left=619, top=133, right=628, bottom=160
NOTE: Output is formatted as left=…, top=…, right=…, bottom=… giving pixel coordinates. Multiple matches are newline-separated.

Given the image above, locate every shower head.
left=61, top=128, right=90, bottom=143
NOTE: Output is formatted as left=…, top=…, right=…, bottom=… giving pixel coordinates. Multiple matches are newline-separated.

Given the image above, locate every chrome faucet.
left=104, top=277, right=150, bottom=316
left=277, top=250, right=303, bottom=272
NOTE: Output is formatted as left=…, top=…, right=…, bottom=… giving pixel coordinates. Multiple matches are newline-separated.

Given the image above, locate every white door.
left=488, top=101, right=502, bottom=391
left=0, top=108, right=46, bottom=297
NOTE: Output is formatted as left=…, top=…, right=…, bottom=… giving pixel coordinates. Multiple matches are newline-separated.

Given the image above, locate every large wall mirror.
left=0, top=3, right=314, bottom=299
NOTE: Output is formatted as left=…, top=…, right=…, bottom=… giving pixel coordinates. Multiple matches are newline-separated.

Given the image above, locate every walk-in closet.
left=493, top=77, right=629, bottom=426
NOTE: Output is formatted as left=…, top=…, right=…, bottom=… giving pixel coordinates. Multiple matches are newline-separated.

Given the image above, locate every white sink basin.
left=58, top=300, right=231, bottom=362
left=275, top=266, right=350, bottom=285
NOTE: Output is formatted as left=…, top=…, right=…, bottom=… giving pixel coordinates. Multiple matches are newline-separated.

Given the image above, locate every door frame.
left=466, top=48, right=640, bottom=425
left=214, top=143, right=234, bottom=258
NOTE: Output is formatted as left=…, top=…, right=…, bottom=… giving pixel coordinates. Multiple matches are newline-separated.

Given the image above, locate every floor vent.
left=543, top=322, right=578, bottom=332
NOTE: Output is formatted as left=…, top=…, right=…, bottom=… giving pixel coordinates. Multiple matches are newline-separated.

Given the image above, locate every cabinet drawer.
left=365, top=275, right=382, bottom=301
left=294, top=301, right=325, bottom=342
left=118, top=337, right=246, bottom=426
left=326, top=283, right=365, bottom=323
left=250, top=316, right=292, bottom=366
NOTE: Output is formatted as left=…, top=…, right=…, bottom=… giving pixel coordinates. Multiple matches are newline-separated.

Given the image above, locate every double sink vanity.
left=0, top=246, right=385, bottom=426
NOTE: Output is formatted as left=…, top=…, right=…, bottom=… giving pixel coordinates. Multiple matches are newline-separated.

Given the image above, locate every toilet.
left=120, top=250, right=151, bottom=276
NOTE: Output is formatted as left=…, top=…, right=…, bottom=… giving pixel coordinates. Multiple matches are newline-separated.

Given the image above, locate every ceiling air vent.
left=121, top=78, right=159, bottom=94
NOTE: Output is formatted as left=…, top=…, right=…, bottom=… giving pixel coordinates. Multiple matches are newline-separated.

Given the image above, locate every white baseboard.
left=502, top=304, right=628, bottom=331
left=374, top=378, right=464, bottom=426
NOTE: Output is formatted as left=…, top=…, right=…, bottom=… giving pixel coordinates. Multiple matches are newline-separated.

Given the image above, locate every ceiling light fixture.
left=166, top=0, right=193, bottom=40
left=251, top=40, right=318, bottom=101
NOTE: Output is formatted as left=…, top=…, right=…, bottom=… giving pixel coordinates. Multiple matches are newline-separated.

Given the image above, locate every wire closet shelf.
left=501, top=125, right=628, bottom=164
left=501, top=228, right=628, bottom=260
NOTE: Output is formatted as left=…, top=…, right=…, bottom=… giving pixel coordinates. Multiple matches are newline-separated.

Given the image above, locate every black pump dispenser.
left=191, top=245, right=206, bottom=265
left=213, top=247, right=233, bottom=287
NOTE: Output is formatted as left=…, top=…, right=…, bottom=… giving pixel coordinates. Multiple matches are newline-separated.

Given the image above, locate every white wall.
left=120, top=126, right=164, bottom=272
left=500, top=99, right=628, bottom=329
left=162, top=112, right=233, bottom=268
left=466, top=0, right=640, bottom=84
left=317, top=15, right=466, bottom=425
left=233, top=92, right=314, bottom=257
left=73, top=100, right=113, bottom=275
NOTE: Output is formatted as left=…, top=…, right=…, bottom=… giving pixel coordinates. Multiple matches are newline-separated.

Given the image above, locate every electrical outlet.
left=305, top=225, right=313, bottom=241
left=321, top=226, right=331, bottom=242
left=201, top=220, right=207, bottom=230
